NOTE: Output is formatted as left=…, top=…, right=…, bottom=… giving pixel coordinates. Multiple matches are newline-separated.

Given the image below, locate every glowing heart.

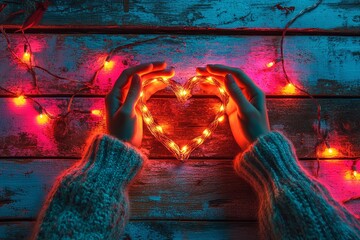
left=139, top=76, right=228, bottom=161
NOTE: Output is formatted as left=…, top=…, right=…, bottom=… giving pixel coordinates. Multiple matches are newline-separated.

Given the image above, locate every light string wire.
left=279, top=0, right=359, bottom=204
left=0, top=24, right=168, bottom=123
left=279, top=0, right=329, bottom=177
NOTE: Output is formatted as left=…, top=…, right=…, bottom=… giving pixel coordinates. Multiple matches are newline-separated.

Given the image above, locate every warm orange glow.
left=36, top=114, right=48, bottom=125
left=103, top=60, right=114, bottom=70
left=219, top=105, right=225, bottom=112
left=203, top=129, right=211, bottom=137
left=179, top=89, right=188, bottom=97
left=217, top=115, right=225, bottom=122
left=321, top=147, right=339, bottom=158
left=218, top=87, right=225, bottom=94
left=23, top=52, right=30, bottom=62
left=155, top=125, right=163, bottom=133
left=91, top=109, right=102, bottom=116
left=282, top=83, right=296, bottom=94
left=140, top=91, right=144, bottom=98
left=144, top=117, right=152, bottom=124
left=266, top=61, right=275, bottom=68
left=353, top=170, right=358, bottom=177
left=141, top=105, right=148, bottom=112
left=206, top=76, right=213, bottom=84
left=345, top=170, right=360, bottom=180
left=169, top=141, right=176, bottom=149
left=192, top=76, right=198, bottom=82
left=195, top=137, right=204, bottom=144
left=181, top=145, right=188, bottom=153
left=14, top=95, right=26, bottom=106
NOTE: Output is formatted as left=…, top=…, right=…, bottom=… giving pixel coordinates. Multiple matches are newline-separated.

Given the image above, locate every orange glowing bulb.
left=218, top=87, right=225, bottom=94
left=203, top=129, right=211, bottom=137
left=322, top=147, right=339, bottom=158
left=36, top=113, right=48, bottom=125
left=195, top=137, right=204, bottom=144
left=282, top=83, right=296, bottom=94
left=155, top=125, right=163, bottom=133
left=206, top=77, right=214, bottom=83
left=144, top=117, right=152, bottom=124
left=103, top=60, right=114, bottom=70
left=353, top=171, right=358, bottom=177
left=140, top=91, right=144, bottom=98
left=91, top=109, right=102, bottom=116
left=179, top=89, right=188, bottom=97
left=14, top=95, right=26, bottom=106
left=141, top=105, right=148, bottom=112
left=169, top=141, right=176, bottom=149
left=23, top=52, right=31, bottom=62
left=219, top=105, right=225, bottom=112
left=217, top=115, right=225, bottom=122
left=266, top=61, right=275, bottom=68
left=181, top=145, right=188, bottom=153
left=192, top=76, right=198, bottom=82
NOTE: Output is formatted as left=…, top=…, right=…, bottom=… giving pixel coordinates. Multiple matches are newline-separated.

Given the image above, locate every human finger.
left=121, top=74, right=142, bottom=115
left=224, top=74, right=255, bottom=116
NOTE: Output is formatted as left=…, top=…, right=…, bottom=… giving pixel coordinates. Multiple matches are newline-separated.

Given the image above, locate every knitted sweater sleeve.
left=31, top=134, right=144, bottom=240
left=234, top=131, right=360, bottom=240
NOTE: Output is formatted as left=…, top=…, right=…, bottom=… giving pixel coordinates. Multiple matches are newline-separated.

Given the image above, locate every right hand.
left=197, top=64, right=270, bottom=150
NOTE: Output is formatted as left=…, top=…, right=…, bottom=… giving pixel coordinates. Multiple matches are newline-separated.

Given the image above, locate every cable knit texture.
left=31, top=134, right=145, bottom=240
left=234, top=131, right=360, bottom=240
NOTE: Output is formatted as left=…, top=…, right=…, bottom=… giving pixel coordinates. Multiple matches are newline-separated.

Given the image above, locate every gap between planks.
left=1, top=26, right=360, bottom=36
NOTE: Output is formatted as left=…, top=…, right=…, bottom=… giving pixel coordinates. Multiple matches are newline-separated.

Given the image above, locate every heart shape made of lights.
left=138, top=76, right=229, bottom=161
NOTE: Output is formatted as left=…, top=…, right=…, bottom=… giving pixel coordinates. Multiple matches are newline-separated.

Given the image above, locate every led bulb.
left=14, top=95, right=26, bottom=106
left=353, top=170, right=358, bottom=177
left=195, top=137, right=204, bottom=144
left=282, top=83, right=296, bottom=94
left=36, top=113, right=48, bottom=125
left=155, top=125, right=163, bottom=133
left=202, top=129, right=211, bottom=137
left=181, top=145, right=188, bottom=153
left=140, top=91, right=144, bottom=98
left=217, top=115, right=225, bottom=122
left=179, top=89, right=188, bottom=97
left=219, top=105, right=225, bottom=112
left=141, top=105, right=148, bottom=112
left=144, top=117, right=152, bottom=124
left=169, top=141, right=176, bottom=149
left=91, top=109, right=102, bottom=116
left=266, top=61, right=275, bottom=68
left=103, top=60, right=114, bottom=70
left=218, top=87, right=225, bottom=94
left=192, top=76, right=198, bottom=82
left=23, top=52, right=30, bottom=62
left=206, top=77, right=213, bottom=83
left=322, top=147, right=339, bottom=158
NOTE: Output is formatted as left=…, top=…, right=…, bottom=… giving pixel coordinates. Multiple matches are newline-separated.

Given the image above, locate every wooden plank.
left=0, top=159, right=359, bottom=220
left=0, top=0, right=359, bottom=30
left=0, top=220, right=259, bottom=240
left=0, top=34, right=359, bottom=96
left=0, top=97, right=360, bottom=158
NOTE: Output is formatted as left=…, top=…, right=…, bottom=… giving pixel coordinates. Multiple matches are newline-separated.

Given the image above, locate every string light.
left=322, top=147, right=339, bottom=158
left=139, top=76, right=228, bottom=161
left=103, top=60, right=114, bottom=71
left=14, top=95, right=26, bottom=106
left=36, top=113, right=48, bottom=125
left=266, top=58, right=282, bottom=68
left=23, top=44, right=30, bottom=62
left=282, top=83, right=296, bottom=94
left=91, top=109, right=102, bottom=116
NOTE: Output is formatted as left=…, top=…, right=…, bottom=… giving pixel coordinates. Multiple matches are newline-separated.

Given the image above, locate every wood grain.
left=0, top=220, right=259, bottom=240
left=0, top=159, right=359, bottom=220
left=0, top=97, right=359, bottom=158
left=0, top=0, right=359, bottom=30
left=0, top=35, right=359, bottom=96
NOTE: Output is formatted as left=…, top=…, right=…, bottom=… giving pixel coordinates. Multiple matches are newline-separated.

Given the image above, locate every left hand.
left=105, top=62, right=175, bottom=147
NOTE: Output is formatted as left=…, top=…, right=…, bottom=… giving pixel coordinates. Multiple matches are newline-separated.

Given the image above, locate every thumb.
left=122, top=74, right=142, bottom=114
left=224, top=74, right=253, bottom=113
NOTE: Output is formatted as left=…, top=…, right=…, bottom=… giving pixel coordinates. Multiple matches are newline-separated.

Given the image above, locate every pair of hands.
left=105, top=62, right=270, bottom=151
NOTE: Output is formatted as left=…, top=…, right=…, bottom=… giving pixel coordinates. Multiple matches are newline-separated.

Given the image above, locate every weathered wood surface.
left=0, top=159, right=359, bottom=221
left=0, top=97, right=359, bottom=158
left=0, top=221, right=259, bottom=240
left=0, top=35, right=359, bottom=96
left=0, top=0, right=359, bottom=31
